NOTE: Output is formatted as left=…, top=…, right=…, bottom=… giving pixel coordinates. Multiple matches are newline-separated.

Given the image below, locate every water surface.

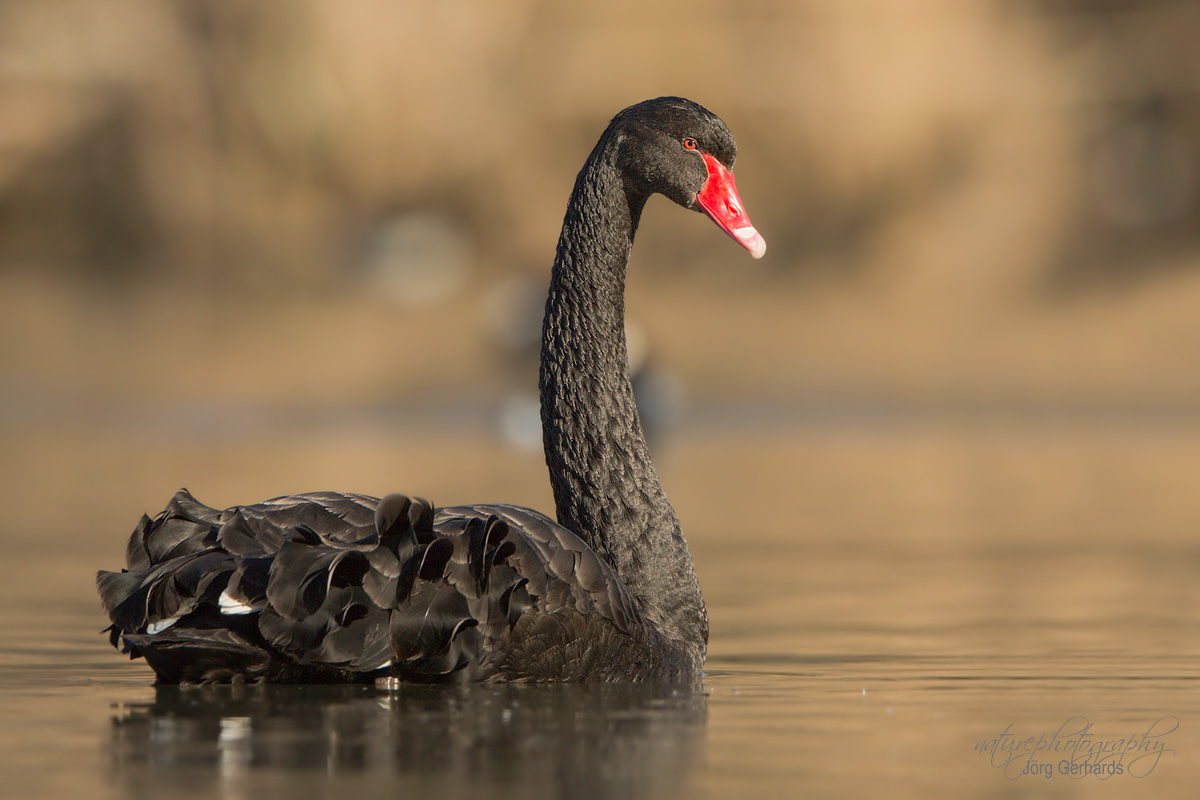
left=3, top=422, right=1199, bottom=798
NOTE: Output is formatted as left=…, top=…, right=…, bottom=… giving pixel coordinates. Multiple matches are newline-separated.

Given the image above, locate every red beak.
left=695, top=153, right=766, bottom=259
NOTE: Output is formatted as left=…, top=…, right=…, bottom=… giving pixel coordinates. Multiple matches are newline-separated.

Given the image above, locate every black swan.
left=97, top=97, right=765, bottom=684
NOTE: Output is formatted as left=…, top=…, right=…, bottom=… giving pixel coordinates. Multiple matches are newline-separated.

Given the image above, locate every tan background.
left=4, top=0, right=1200, bottom=554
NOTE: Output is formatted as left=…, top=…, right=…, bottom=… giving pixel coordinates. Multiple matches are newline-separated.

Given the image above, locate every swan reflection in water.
left=109, top=682, right=706, bottom=798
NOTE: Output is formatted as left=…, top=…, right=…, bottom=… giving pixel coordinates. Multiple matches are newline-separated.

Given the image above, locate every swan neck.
left=539, top=144, right=706, bottom=656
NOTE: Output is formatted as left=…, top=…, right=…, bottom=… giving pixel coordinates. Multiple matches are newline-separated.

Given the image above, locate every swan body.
left=97, top=97, right=765, bottom=684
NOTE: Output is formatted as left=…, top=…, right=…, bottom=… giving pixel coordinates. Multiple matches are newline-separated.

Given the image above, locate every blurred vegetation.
left=2, top=0, right=1199, bottom=408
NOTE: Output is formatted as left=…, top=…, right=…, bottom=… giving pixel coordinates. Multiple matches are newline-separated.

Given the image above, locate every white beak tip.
left=749, top=236, right=767, bottom=259
left=734, top=226, right=766, bottom=259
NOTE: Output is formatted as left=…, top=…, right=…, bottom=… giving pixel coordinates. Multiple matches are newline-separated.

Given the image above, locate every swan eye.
left=682, top=138, right=698, bottom=151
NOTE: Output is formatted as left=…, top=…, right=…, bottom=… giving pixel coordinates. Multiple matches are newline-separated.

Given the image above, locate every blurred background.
left=4, top=0, right=1200, bottom=555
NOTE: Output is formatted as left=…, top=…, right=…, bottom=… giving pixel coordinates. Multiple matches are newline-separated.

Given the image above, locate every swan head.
left=610, top=97, right=766, bottom=259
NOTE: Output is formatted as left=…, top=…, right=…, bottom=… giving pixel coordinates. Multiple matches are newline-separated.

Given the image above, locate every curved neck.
left=539, top=141, right=707, bottom=656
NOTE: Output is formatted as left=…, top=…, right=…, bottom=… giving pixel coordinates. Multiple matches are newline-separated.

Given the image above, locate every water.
left=3, top=421, right=1200, bottom=798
